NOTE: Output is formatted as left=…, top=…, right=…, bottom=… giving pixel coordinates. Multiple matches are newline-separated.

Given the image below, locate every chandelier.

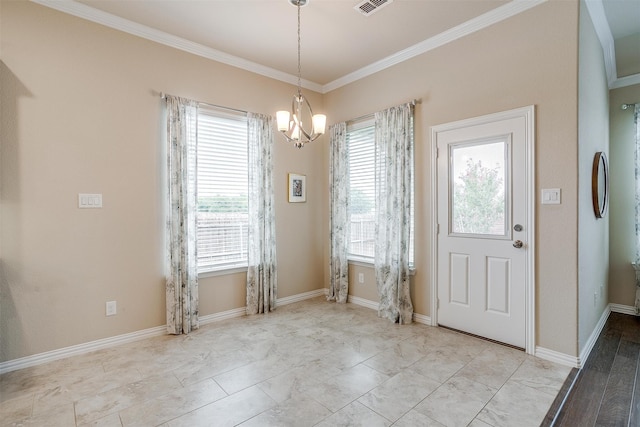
left=276, top=0, right=326, bottom=148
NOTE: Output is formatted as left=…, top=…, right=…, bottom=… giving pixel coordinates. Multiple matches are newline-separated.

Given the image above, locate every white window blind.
left=346, top=117, right=414, bottom=266
left=347, top=119, right=376, bottom=260
left=196, top=106, right=248, bottom=272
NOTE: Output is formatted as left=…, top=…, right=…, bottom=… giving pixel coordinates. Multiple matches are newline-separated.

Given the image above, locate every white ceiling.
left=601, top=0, right=640, bottom=80
left=35, top=0, right=640, bottom=91
left=602, top=0, right=639, bottom=39
left=74, top=0, right=510, bottom=86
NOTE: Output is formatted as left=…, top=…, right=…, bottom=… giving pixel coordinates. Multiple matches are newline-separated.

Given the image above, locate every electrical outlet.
left=358, top=273, right=364, bottom=284
left=106, top=301, right=117, bottom=316
left=593, top=292, right=597, bottom=307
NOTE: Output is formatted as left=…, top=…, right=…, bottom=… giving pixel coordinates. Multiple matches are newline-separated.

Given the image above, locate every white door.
left=434, top=107, right=533, bottom=349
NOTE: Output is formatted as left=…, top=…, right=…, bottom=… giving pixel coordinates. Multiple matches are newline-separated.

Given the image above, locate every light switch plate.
left=79, top=193, right=103, bottom=208
left=541, top=188, right=561, bottom=205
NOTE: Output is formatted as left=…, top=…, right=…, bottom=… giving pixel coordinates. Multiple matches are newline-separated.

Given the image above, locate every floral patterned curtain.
left=165, top=95, right=199, bottom=334
left=246, top=113, right=277, bottom=314
left=634, top=105, right=640, bottom=315
left=329, top=122, right=350, bottom=303
left=374, top=103, right=414, bottom=324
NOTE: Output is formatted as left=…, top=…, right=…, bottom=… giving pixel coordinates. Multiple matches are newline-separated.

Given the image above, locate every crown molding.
left=586, top=0, right=640, bottom=90
left=30, top=0, right=324, bottom=93
left=610, top=73, right=640, bottom=90
left=584, top=0, right=617, bottom=87
left=582, top=0, right=640, bottom=90
left=322, top=0, right=547, bottom=93
left=33, top=0, right=547, bottom=95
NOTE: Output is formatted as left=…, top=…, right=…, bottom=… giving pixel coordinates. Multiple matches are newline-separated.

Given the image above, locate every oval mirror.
left=591, top=152, right=609, bottom=218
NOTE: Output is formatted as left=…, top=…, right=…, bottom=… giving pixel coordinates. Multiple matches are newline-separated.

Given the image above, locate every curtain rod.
left=160, top=92, right=249, bottom=115
left=621, top=103, right=638, bottom=110
left=346, top=98, right=421, bottom=124
left=160, top=92, right=421, bottom=121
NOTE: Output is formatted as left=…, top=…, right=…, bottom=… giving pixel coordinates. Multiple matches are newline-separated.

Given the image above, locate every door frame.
left=430, top=105, right=536, bottom=355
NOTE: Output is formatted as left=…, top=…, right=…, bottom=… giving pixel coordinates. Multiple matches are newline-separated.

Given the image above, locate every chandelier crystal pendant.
left=276, top=0, right=326, bottom=149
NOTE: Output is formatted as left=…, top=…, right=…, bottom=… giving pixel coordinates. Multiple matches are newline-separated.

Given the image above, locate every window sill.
left=199, top=266, right=248, bottom=279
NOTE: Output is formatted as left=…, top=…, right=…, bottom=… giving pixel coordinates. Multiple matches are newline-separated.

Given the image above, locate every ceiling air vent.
left=354, top=0, right=393, bottom=17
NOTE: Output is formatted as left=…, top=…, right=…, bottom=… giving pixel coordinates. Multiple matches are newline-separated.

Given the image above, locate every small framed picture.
left=288, top=173, right=306, bottom=203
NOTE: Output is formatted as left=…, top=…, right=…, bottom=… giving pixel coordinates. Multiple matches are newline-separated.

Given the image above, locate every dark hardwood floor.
left=545, top=312, right=640, bottom=427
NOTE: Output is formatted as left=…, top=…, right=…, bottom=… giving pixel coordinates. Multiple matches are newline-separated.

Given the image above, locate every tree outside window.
left=453, top=158, right=505, bottom=235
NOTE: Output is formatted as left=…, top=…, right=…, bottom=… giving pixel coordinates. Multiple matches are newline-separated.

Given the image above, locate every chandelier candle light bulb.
left=276, top=0, right=326, bottom=148
left=312, top=113, right=326, bottom=135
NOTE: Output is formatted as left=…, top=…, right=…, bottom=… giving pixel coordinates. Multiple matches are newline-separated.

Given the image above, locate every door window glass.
left=450, top=140, right=508, bottom=236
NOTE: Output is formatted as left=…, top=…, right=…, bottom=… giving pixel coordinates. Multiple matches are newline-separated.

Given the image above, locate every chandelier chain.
left=276, top=0, right=325, bottom=148
left=297, top=1, right=301, bottom=96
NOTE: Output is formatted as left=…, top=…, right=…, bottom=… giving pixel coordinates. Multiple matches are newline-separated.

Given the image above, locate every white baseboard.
left=200, top=288, right=325, bottom=325
left=535, top=302, right=638, bottom=369
left=277, top=289, right=326, bottom=306
left=347, top=295, right=379, bottom=311
left=199, top=307, right=246, bottom=325
left=0, top=325, right=167, bottom=375
left=4, top=290, right=623, bottom=375
left=610, top=303, right=637, bottom=315
left=0, top=288, right=326, bottom=375
left=537, top=303, right=630, bottom=369
left=576, top=304, right=612, bottom=368
left=346, top=294, right=431, bottom=325
left=343, top=296, right=634, bottom=369
left=413, top=313, right=432, bottom=325
left=535, top=346, right=580, bottom=368
left=342, top=293, right=632, bottom=370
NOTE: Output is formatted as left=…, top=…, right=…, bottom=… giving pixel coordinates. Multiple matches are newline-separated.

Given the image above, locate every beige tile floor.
left=0, top=297, right=572, bottom=426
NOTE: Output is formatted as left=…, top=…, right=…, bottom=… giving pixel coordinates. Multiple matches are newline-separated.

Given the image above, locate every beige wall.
left=1, top=0, right=585, bottom=362
left=0, top=1, right=325, bottom=362
left=577, top=0, right=610, bottom=353
left=324, top=0, right=580, bottom=356
left=609, top=83, right=640, bottom=306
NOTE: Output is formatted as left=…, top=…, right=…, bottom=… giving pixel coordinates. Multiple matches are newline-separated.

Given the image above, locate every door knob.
left=513, top=240, right=523, bottom=249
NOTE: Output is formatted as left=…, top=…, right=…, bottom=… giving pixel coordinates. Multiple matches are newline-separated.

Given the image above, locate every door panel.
left=450, top=253, right=470, bottom=306
left=486, top=257, right=510, bottom=315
